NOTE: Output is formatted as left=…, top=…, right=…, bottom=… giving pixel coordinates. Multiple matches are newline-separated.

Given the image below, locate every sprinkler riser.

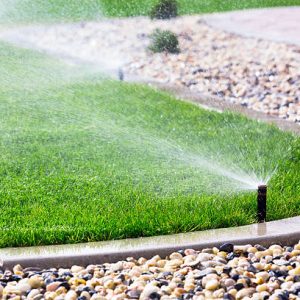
left=257, top=185, right=267, bottom=223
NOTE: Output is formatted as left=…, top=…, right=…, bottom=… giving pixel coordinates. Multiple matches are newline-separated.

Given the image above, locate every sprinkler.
left=118, top=68, right=124, bottom=81
left=257, top=184, right=267, bottom=223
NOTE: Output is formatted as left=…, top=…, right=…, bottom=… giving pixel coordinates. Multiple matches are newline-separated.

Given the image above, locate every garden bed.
left=1, top=241, right=300, bottom=299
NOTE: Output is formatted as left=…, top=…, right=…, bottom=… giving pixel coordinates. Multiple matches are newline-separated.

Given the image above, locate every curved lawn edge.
left=1, top=216, right=299, bottom=269
left=139, top=80, right=300, bottom=135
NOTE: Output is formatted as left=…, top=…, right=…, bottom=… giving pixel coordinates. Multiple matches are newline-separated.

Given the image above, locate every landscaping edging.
left=1, top=216, right=299, bottom=269
left=143, top=81, right=300, bottom=135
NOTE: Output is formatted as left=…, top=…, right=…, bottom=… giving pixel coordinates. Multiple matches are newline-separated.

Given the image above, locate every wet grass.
left=0, top=42, right=299, bottom=247
left=1, top=0, right=300, bottom=23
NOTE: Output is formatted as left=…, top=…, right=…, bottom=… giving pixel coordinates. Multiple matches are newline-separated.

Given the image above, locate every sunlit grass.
left=0, top=42, right=299, bottom=247
left=101, top=0, right=300, bottom=18
left=0, top=0, right=299, bottom=23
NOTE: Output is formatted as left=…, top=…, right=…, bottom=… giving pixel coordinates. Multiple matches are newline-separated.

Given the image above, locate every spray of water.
left=0, top=0, right=128, bottom=78
left=109, top=124, right=268, bottom=191
left=0, top=0, right=287, bottom=198
left=0, top=57, right=275, bottom=196
left=0, top=0, right=104, bottom=25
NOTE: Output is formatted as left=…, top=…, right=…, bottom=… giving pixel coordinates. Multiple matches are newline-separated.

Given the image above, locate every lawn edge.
left=1, top=216, right=299, bottom=268
left=137, top=80, right=300, bottom=135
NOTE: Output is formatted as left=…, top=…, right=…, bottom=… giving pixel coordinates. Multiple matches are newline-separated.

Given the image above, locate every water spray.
left=257, top=184, right=267, bottom=223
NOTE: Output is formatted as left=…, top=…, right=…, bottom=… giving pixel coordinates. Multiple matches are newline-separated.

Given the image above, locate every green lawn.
left=1, top=0, right=300, bottom=247
left=1, top=0, right=300, bottom=23
left=0, top=42, right=299, bottom=247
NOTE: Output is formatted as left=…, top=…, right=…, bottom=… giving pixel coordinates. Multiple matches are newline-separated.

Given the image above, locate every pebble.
left=17, top=281, right=31, bottom=293
left=64, top=290, right=77, bottom=300
left=103, top=278, right=115, bottom=289
left=70, top=265, right=84, bottom=273
left=205, top=278, right=219, bottom=290
left=1, top=242, right=300, bottom=299
left=236, top=287, right=255, bottom=299
left=219, top=242, right=234, bottom=253
left=140, top=284, right=160, bottom=299
left=27, top=289, right=41, bottom=299
left=28, top=276, right=43, bottom=289
left=46, top=281, right=61, bottom=292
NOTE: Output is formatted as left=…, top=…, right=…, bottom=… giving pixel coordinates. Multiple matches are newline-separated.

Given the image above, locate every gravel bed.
left=1, top=16, right=300, bottom=124
left=1, top=242, right=300, bottom=299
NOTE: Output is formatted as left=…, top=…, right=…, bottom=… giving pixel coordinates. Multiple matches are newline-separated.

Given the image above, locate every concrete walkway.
left=1, top=216, right=300, bottom=268
left=203, top=7, right=300, bottom=46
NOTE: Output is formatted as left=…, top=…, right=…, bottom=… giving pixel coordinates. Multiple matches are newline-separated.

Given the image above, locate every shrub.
left=148, top=29, right=180, bottom=54
left=150, top=0, right=178, bottom=20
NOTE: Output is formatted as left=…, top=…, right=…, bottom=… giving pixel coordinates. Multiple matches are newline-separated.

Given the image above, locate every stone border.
left=124, top=74, right=300, bottom=134
left=142, top=80, right=300, bottom=135
left=1, top=216, right=299, bottom=269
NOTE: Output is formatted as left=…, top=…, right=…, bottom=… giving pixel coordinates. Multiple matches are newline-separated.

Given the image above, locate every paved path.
left=203, top=7, right=300, bottom=46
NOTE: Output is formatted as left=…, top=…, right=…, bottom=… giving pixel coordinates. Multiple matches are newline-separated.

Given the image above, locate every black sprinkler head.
left=257, top=184, right=267, bottom=223
left=118, top=68, right=124, bottom=81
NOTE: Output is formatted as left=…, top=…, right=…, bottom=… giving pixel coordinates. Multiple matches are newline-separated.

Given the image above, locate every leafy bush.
left=148, top=29, right=180, bottom=54
left=150, top=0, right=178, bottom=20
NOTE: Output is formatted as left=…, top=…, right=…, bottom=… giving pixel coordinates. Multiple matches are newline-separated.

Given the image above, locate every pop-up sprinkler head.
left=257, top=184, right=267, bottom=223
left=118, top=68, right=124, bottom=81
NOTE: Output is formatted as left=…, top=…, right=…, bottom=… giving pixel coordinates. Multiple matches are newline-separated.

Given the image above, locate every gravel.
left=1, top=242, right=300, bottom=299
left=1, top=16, right=300, bottom=123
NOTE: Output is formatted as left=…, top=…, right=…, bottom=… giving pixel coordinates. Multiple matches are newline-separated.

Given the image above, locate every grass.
left=101, top=0, right=300, bottom=18
left=1, top=0, right=300, bottom=23
left=0, top=41, right=299, bottom=247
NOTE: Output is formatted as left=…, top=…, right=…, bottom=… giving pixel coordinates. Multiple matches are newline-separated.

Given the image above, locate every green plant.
left=150, top=0, right=178, bottom=20
left=149, top=29, right=180, bottom=54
